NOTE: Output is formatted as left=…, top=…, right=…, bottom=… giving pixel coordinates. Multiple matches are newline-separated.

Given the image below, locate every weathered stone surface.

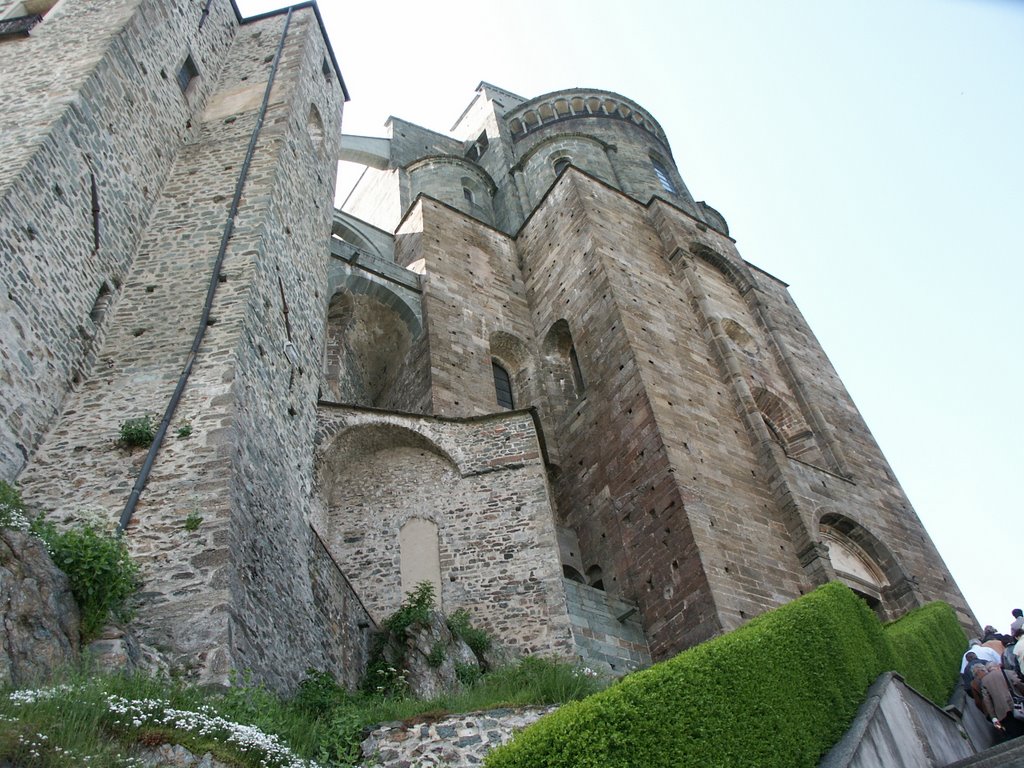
left=85, top=623, right=171, bottom=679
left=376, top=610, right=481, bottom=700
left=360, top=706, right=558, bottom=768
left=137, top=744, right=230, bottom=768
left=0, top=529, right=79, bottom=686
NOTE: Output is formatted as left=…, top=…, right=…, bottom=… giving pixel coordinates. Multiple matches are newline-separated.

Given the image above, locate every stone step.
left=945, top=737, right=1024, bottom=768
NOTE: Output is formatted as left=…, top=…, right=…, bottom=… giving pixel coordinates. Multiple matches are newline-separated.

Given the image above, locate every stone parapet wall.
left=359, top=706, right=558, bottom=768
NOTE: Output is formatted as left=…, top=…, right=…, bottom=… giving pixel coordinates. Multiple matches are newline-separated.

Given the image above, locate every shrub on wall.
left=31, top=520, right=139, bottom=641
left=884, top=601, right=965, bottom=704
left=485, top=583, right=896, bottom=768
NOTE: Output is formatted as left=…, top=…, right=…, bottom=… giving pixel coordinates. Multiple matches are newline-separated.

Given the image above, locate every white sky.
left=236, top=0, right=1024, bottom=634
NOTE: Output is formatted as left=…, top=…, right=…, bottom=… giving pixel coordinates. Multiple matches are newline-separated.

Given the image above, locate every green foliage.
left=448, top=607, right=493, bottom=657
left=382, top=580, right=436, bottom=636
left=176, top=421, right=193, bottom=438
left=183, top=510, right=203, bottom=531
left=0, top=479, right=29, bottom=530
left=32, top=520, right=139, bottom=641
left=0, top=657, right=608, bottom=768
left=363, top=580, right=437, bottom=695
left=119, top=415, right=156, bottom=448
left=427, top=641, right=446, bottom=668
left=884, top=601, right=965, bottom=704
left=455, top=661, right=483, bottom=686
left=291, top=668, right=347, bottom=718
left=485, top=582, right=896, bottom=768
left=0, top=670, right=317, bottom=767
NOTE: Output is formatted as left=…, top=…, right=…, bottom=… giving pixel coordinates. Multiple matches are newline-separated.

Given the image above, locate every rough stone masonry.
left=0, top=0, right=976, bottom=691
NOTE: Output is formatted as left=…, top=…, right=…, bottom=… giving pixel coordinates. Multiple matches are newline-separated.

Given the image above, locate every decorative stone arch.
left=816, top=511, right=913, bottom=619
left=331, top=215, right=386, bottom=260
left=687, top=243, right=755, bottom=296
left=322, top=275, right=422, bottom=407
left=751, top=386, right=819, bottom=462
left=315, top=422, right=461, bottom=621
left=516, top=131, right=615, bottom=170
left=488, top=331, right=534, bottom=411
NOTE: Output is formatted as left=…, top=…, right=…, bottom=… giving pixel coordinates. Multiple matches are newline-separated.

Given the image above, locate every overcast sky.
left=236, top=0, right=1024, bottom=634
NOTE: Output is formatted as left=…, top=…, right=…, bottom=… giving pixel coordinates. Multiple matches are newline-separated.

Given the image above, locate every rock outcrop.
left=376, top=610, right=483, bottom=700
left=0, top=528, right=80, bottom=686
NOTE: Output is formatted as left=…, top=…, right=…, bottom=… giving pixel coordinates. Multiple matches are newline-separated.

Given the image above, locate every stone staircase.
left=945, top=738, right=1024, bottom=768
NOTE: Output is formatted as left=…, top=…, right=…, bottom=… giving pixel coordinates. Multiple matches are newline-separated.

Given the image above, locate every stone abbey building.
left=0, top=0, right=975, bottom=690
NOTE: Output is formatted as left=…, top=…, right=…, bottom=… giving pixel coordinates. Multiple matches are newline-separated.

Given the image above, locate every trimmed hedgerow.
left=885, top=601, right=965, bottom=704
left=485, top=582, right=896, bottom=768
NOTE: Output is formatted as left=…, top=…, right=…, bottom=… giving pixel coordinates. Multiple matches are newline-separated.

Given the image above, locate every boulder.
left=0, top=529, right=80, bottom=686
left=378, top=610, right=482, bottom=699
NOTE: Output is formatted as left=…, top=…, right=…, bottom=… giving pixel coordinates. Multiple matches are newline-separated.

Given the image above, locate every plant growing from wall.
left=176, top=421, right=193, bottom=438
left=31, top=519, right=140, bottom=641
left=183, top=510, right=203, bottom=531
left=448, top=608, right=493, bottom=658
left=119, top=415, right=155, bottom=448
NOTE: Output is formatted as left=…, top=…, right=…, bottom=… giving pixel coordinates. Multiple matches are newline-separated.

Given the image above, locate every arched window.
left=492, top=360, right=514, bottom=409
left=651, top=155, right=677, bottom=194
left=553, top=156, right=571, bottom=176
left=463, top=186, right=475, bottom=204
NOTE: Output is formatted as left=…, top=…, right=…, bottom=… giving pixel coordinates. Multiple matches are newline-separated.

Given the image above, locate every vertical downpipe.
left=118, top=9, right=294, bottom=533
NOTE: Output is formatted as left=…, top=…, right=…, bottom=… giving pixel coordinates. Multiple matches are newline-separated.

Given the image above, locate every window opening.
left=553, top=157, right=571, bottom=176
left=651, top=157, right=677, bottom=194
left=492, top=360, right=514, bottom=409
left=569, top=346, right=585, bottom=394
left=463, top=186, right=475, bottom=204
left=0, top=0, right=56, bottom=37
left=177, top=54, right=199, bottom=93
left=466, top=130, right=489, bottom=161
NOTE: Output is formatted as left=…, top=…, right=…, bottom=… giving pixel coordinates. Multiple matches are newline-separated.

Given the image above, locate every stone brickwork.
left=342, top=82, right=977, bottom=664
left=313, top=406, right=576, bottom=659
left=2, top=1, right=373, bottom=691
left=563, top=579, right=650, bottom=675
left=0, top=0, right=236, bottom=481
left=1, top=2, right=977, bottom=696
left=359, top=706, right=559, bottom=768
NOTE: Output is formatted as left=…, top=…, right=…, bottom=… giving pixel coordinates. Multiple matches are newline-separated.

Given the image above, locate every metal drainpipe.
left=118, top=8, right=294, bottom=533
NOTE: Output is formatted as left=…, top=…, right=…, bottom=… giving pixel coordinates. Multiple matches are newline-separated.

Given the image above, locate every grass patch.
left=0, top=657, right=606, bottom=767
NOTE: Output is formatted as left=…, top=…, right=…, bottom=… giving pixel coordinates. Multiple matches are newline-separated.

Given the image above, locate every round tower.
left=505, top=89, right=698, bottom=215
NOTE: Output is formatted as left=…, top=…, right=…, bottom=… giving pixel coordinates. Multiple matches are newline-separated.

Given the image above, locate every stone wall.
left=9, top=2, right=374, bottom=690
left=0, top=0, right=236, bottom=481
left=563, top=579, right=650, bottom=675
left=314, top=406, right=576, bottom=660
left=359, top=706, right=558, bottom=768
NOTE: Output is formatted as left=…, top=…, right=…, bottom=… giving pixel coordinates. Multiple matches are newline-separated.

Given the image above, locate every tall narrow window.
left=492, top=361, right=514, bottom=409
left=553, top=156, right=571, bottom=176
left=569, top=346, right=585, bottom=394
left=177, top=54, right=199, bottom=93
left=651, top=157, right=677, bottom=194
left=463, top=186, right=475, bottom=204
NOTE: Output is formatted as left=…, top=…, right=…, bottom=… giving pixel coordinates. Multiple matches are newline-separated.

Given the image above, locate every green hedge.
left=884, top=601, right=965, bottom=704
left=486, top=583, right=897, bottom=768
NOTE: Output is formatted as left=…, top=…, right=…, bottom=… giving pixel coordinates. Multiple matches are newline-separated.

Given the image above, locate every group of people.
left=960, top=608, right=1024, bottom=740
